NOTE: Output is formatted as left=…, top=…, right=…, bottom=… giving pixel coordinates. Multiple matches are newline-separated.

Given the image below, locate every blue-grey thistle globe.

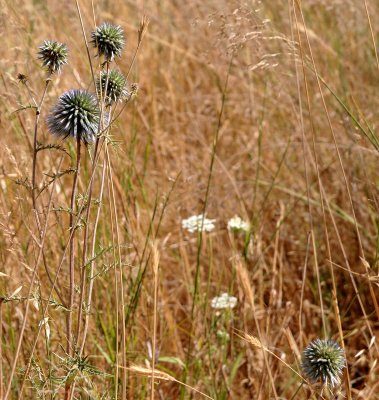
left=302, top=339, right=345, bottom=387
left=91, top=22, right=125, bottom=61
left=96, top=69, right=128, bottom=105
left=47, top=90, right=100, bottom=144
left=38, top=40, right=68, bottom=74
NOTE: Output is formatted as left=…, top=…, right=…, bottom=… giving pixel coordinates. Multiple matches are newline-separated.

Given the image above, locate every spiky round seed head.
left=302, top=339, right=345, bottom=388
left=38, top=40, right=68, bottom=74
left=47, top=90, right=100, bottom=144
left=91, top=22, right=125, bottom=61
left=96, top=69, right=128, bottom=105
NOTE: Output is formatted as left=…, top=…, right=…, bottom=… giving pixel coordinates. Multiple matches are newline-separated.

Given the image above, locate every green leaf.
left=158, top=356, right=185, bottom=369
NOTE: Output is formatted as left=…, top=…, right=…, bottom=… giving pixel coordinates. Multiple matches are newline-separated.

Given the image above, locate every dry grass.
left=0, top=0, right=379, bottom=398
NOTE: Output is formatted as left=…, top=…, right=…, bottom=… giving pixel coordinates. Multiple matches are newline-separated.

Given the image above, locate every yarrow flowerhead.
left=91, top=22, right=125, bottom=61
left=97, top=69, right=128, bottom=105
left=47, top=89, right=100, bottom=144
left=211, top=293, right=238, bottom=310
left=302, top=339, right=345, bottom=387
left=38, top=40, right=68, bottom=74
left=227, top=216, right=250, bottom=233
left=182, top=214, right=216, bottom=233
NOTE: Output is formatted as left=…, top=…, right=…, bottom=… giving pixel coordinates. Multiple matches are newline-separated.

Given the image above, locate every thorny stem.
left=29, top=76, right=66, bottom=305
left=75, top=137, right=99, bottom=342
left=78, top=147, right=107, bottom=355
left=76, top=62, right=110, bottom=344
left=70, top=65, right=111, bottom=400
left=105, top=141, right=127, bottom=398
left=17, top=140, right=107, bottom=399
left=64, top=135, right=82, bottom=400
left=4, top=157, right=63, bottom=400
left=32, top=77, right=50, bottom=210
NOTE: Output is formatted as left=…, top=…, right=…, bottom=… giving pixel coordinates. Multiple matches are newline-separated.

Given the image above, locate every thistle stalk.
left=63, top=135, right=81, bottom=400
left=76, top=61, right=111, bottom=346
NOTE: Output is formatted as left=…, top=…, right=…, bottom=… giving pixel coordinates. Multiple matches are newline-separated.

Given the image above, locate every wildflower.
left=38, top=40, right=68, bottom=74
left=302, top=338, right=345, bottom=387
left=181, top=214, right=215, bottom=233
left=47, top=89, right=100, bottom=144
left=211, top=293, right=237, bottom=310
left=91, top=22, right=125, bottom=61
left=96, top=69, right=128, bottom=105
left=227, top=216, right=249, bottom=232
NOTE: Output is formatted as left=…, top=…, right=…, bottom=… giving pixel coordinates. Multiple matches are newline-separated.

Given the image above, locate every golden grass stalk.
left=127, top=365, right=214, bottom=400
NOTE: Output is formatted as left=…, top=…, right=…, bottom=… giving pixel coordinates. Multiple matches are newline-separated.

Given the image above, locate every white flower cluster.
left=181, top=214, right=250, bottom=234
left=181, top=214, right=216, bottom=233
left=227, top=216, right=250, bottom=232
left=211, top=293, right=238, bottom=310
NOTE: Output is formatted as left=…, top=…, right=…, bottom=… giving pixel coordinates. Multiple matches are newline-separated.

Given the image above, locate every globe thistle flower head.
left=302, top=339, right=345, bottom=388
left=91, top=22, right=125, bottom=61
left=47, top=90, right=100, bottom=144
left=38, top=40, right=68, bottom=74
left=97, top=69, right=128, bottom=105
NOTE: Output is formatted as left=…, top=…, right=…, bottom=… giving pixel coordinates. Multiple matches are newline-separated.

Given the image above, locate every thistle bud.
left=96, top=69, right=128, bottom=105
left=17, top=73, right=28, bottom=84
left=47, top=89, right=100, bottom=144
left=91, top=22, right=125, bottom=62
left=302, top=338, right=345, bottom=388
left=38, top=40, right=68, bottom=74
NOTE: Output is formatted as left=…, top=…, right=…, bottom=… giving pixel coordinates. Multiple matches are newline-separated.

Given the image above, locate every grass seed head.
left=47, top=89, right=100, bottom=144
left=38, top=40, right=68, bottom=74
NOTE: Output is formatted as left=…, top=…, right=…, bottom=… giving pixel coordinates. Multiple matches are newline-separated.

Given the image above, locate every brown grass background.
left=1, top=0, right=379, bottom=398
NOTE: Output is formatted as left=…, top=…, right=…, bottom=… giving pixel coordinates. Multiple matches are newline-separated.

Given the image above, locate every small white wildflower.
left=182, top=214, right=216, bottom=233
left=227, top=216, right=249, bottom=232
left=39, top=317, right=51, bottom=341
left=211, top=293, right=238, bottom=310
